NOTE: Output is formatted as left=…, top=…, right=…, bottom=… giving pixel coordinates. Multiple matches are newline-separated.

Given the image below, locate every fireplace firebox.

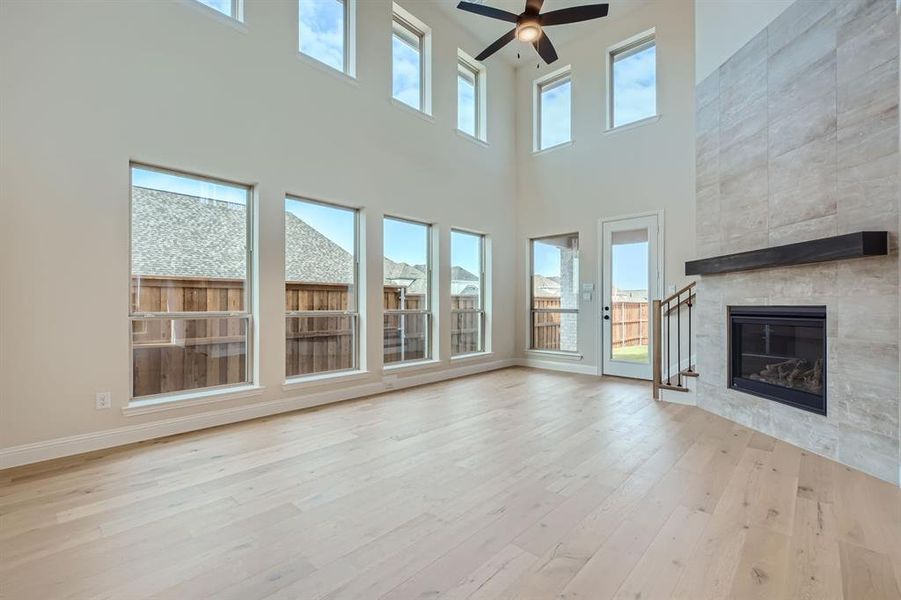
left=728, top=306, right=826, bottom=415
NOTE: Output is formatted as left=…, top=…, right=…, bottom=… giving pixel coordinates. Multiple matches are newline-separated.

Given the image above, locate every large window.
left=610, top=32, right=657, bottom=128
left=130, top=165, right=252, bottom=399
left=384, top=217, right=431, bottom=364
left=451, top=230, right=486, bottom=356
left=299, top=0, right=353, bottom=75
left=195, top=0, right=242, bottom=20
left=392, top=4, right=430, bottom=113
left=536, top=69, right=572, bottom=151
left=285, top=197, right=359, bottom=379
left=457, top=51, right=485, bottom=140
left=530, top=233, right=579, bottom=353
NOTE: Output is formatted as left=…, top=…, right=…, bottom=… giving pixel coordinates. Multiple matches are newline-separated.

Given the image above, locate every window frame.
left=456, top=50, right=486, bottom=141
left=128, top=163, right=255, bottom=402
left=383, top=215, right=433, bottom=365
left=534, top=66, right=573, bottom=152
left=194, top=0, right=244, bottom=21
left=528, top=233, right=580, bottom=354
left=284, top=195, right=361, bottom=381
left=391, top=3, right=432, bottom=115
left=297, top=0, right=357, bottom=77
left=607, top=29, right=657, bottom=130
left=450, top=228, right=487, bottom=357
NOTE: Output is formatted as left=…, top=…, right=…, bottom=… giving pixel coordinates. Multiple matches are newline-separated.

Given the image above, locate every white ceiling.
left=436, top=0, right=651, bottom=65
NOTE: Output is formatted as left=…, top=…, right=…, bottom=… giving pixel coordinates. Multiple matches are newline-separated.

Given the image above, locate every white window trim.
left=450, top=228, right=488, bottom=357
left=298, top=0, right=357, bottom=78
left=392, top=3, right=432, bottom=116
left=284, top=195, right=362, bottom=382
left=607, top=28, right=658, bottom=131
left=457, top=49, right=487, bottom=142
left=127, top=163, right=256, bottom=406
left=528, top=233, right=580, bottom=354
left=533, top=65, right=573, bottom=153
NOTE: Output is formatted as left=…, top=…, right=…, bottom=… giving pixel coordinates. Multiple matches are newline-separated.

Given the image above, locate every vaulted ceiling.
left=436, top=0, right=651, bottom=65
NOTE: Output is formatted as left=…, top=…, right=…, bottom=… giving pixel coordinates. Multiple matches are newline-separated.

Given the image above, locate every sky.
left=613, top=43, right=656, bottom=127
left=299, top=0, right=344, bottom=72
left=384, top=217, right=427, bottom=267
left=540, top=80, right=571, bottom=149
left=132, top=167, right=248, bottom=204
left=393, top=33, right=421, bottom=109
left=533, top=237, right=648, bottom=293
left=198, top=0, right=233, bottom=17
left=285, top=197, right=355, bottom=253
left=612, top=241, right=649, bottom=291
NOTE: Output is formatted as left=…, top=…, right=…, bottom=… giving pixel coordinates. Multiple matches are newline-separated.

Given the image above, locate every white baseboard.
left=0, top=359, right=515, bottom=470
left=516, top=357, right=599, bottom=376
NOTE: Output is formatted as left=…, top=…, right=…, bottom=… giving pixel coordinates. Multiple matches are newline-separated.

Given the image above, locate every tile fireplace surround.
left=693, top=0, right=900, bottom=483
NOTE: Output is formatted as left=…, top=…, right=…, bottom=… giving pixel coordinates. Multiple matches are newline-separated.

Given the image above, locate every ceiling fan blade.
left=525, top=0, right=544, bottom=14
left=532, top=33, right=558, bottom=64
left=456, top=2, right=519, bottom=23
left=475, top=28, right=516, bottom=61
left=541, top=4, right=609, bottom=26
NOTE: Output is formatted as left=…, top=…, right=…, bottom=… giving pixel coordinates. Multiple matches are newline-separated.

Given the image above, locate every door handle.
left=603, top=306, right=610, bottom=311
left=603, top=315, right=610, bottom=320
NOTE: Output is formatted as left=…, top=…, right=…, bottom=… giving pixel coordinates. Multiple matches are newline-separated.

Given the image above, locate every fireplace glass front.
left=729, top=306, right=826, bottom=415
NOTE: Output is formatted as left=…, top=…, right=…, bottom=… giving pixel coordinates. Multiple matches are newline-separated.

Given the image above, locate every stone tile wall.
left=694, top=0, right=900, bottom=483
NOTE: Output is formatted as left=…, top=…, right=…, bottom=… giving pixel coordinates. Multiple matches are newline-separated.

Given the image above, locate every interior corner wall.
left=513, top=0, right=696, bottom=373
left=694, top=0, right=794, bottom=83
left=0, top=0, right=518, bottom=457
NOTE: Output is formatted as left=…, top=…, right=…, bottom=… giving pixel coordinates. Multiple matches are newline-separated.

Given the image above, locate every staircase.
left=652, top=282, right=696, bottom=400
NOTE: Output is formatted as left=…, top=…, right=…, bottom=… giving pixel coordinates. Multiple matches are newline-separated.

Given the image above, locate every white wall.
left=514, top=0, right=696, bottom=373
left=0, top=0, right=518, bottom=457
left=694, top=0, right=793, bottom=83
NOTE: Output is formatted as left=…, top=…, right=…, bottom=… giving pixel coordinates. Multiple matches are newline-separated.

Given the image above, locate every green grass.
left=612, top=344, right=648, bottom=363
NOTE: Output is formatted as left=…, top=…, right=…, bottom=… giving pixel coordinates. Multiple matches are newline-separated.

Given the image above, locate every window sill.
left=296, top=52, right=358, bottom=86
left=391, top=98, right=435, bottom=123
left=384, top=358, right=441, bottom=372
left=455, top=129, right=488, bottom=148
left=605, top=114, right=660, bottom=134
left=525, top=349, right=583, bottom=361
left=282, top=370, right=370, bottom=391
left=123, top=384, right=265, bottom=416
left=451, top=351, right=493, bottom=362
left=532, top=140, right=573, bottom=156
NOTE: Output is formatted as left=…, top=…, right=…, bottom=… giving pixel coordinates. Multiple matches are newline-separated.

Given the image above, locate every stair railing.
left=652, top=281, right=697, bottom=399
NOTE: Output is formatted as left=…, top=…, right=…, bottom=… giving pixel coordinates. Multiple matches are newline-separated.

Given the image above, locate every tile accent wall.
left=694, top=0, right=900, bottom=483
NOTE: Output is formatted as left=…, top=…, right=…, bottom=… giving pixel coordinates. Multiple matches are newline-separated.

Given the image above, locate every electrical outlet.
left=95, top=391, right=111, bottom=410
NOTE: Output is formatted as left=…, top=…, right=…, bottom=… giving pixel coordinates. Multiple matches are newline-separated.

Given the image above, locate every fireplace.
left=728, top=306, right=826, bottom=415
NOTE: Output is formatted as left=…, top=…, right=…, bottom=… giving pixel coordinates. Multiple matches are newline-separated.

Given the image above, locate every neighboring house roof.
left=532, top=275, right=561, bottom=298
left=131, top=187, right=247, bottom=280
left=384, top=257, right=428, bottom=295
left=451, top=266, right=479, bottom=281
left=132, top=187, right=435, bottom=294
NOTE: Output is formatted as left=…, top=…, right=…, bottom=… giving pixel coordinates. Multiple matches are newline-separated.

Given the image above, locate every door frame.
left=596, top=210, right=665, bottom=379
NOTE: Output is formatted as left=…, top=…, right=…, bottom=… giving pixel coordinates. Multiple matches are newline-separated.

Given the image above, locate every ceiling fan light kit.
left=457, top=0, right=610, bottom=64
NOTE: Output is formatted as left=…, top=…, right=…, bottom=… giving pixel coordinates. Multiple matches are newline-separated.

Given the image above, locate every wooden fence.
left=131, top=276, right=247, bottom=398
left=611, top=301, right=649, bottom=348
left=131, top=276, right=481, bottom=396
left=530, top=298, right=648, bottom=351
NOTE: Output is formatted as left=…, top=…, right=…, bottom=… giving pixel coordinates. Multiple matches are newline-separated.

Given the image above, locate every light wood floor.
left=2, top=368, right=900, bottom=600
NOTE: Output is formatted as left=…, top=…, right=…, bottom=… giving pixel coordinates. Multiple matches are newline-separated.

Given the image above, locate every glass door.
left=601, top=215, right=659, bottom=380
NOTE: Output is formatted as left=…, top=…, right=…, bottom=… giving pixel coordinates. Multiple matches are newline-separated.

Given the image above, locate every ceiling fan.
left=457, top=0, right=609, bottom=64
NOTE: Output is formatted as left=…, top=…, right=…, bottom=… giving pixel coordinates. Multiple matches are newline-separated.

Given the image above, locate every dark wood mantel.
left=685, top=231, right=889, bottom=276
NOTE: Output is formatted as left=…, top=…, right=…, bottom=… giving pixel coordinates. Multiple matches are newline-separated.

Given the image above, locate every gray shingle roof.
left=131, top=187, right=433, bottom=293
left=131, top=187, right=247, bottom=280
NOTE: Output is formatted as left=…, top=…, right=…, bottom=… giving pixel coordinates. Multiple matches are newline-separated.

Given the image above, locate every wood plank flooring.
left=1, top=367, right=900, bottom=599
